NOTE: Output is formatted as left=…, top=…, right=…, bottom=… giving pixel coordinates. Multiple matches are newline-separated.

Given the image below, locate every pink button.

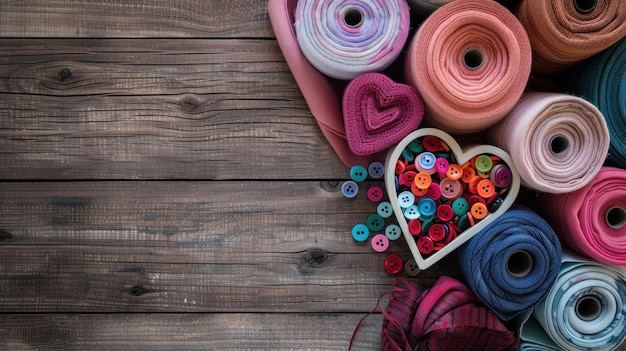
left=425, top=182, right=442, bottom=200
left=367, top=186, right=384, bottom=202
left=440, top=178, right=463, bottom=200
left=434, top=157, right=450, bottom=179
left=417, top=236, right=434, bottom=255
left=490, top=164, right=513, bottom=187
left=371, top=234, right=389, bottom=252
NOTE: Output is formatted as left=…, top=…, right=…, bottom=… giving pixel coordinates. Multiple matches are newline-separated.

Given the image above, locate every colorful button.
left=407, top=139, right=424, bottom=154
left=350, top=165, right=368, bottom=182
left=429, top=223, right=447, bottom=242
left=405, top=259, right=421, bottom=277
left=397, top=191, right=415, bottom=208
left=490, top=164, right=512, bottom=187
left=371, top=234, right=389, bottom=252
left=411, top=182, right=428, bottom=197
left=367, top=186, right=384, bottom=202
left=418, top=198, right=437, bottom=217
left=477, top=179, right=495, bottom=198
left=402, top=171, right=417, bottom=186
left=474, top=155, right=493, bottom=173
left=341, top=181, right=358, bottom=198
left=425, top=182, right=442, bottom=200
left=422, top=136, right=442, bottom=152
left=461, top=166, right=476, bottom=183
left=408, top=219, right=422, bottom=235
left=404, top=205, right=420, bottom=220
left=446, top=164, right=463, bottom=180
left=471, top=202, right=488, bottom=220
left=466, top=195, right=486, bottom=207
left=395, top=160, right=406, bottom=175
left=416, top=152, right=436, bottom=171
left=385, top=224, right=402, bottom=241
left=434, top=157, right=450, bottom=179
left=384, top=254, right=403, bottom=275
left=368, top=162, right=385, bottom=179
left=366, top=214, right=385, bottom=232
left=351, top=224, right=369, bottom=242
left=440, top=178, right=463, bottom=200
left=417, top=236, right=434, bottom=255
left=413, top=172, right=432, bottom=190
left=377, top=201, right=393, bottom=219
left=452, top=197, right=470, bottom=217
left=402, top=148, right=415, bottom=163
left=436, top=204, right=454, bottom=222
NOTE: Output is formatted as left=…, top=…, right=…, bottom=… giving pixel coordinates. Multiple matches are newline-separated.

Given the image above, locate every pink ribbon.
left=538, top=167, right=626, bottom=266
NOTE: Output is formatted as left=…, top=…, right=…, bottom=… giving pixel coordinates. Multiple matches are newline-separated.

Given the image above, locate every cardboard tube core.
left=463, top=48, right=484, bottom=70
left=550, top=135, right=569, bottom=155
left=343, top=7, right=364, bottom=28
left=606, top=206, right=626, bottom=229
left=506, top=250, right=533, bottom=278
left=574, top=0, right=597, bottom=14
left=576, top=295, right=602, bottom=321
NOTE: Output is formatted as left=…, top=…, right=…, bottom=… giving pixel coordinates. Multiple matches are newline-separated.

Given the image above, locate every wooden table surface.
left=0, top=1, right=464, bottom=349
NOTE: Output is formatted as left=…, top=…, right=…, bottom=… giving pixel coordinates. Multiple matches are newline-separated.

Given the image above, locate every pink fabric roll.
left=538, top=167, right=626, bottom=266
left=404, top=0, right=532, bottom=134
left=267, top=0, right=386, bottom=167
left=490, top=92, right=610, bottom=194
left=342, top=73, right=424, bottom=155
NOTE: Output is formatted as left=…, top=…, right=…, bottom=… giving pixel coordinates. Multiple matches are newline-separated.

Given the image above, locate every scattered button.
left=342, top=181, right=358, bottom=198
left=385, top=224, right=402, bottom=241
left=371, top=234, right=389, bottom=252
left=405, top=259, right=421, bottom=276
left=350, top=165, right=368, bottom=182
left=368, top=161, right=385, bottom=179
left=384, top=254, right=403, bottom=275
left=377, top=201, right=393, bottom=219
left=352, top=224, right=370, bottom=242
left=366, top=214, right=385, bottom=232
left=367, top=186, right=384, bottom=202
left=417, top=236, right=434, bottom=255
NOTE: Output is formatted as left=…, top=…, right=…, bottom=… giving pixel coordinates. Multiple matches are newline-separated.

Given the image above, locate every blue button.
left=404, top=204, right=420, bottom=220
left=366, top=214, right=385, bottom=232
left=377, top=201, right=393, bottom=218
left=418, top=198, right=437, bottom=217
left=341, top=181, right=358, bottom=198
left=385, top=224, right=402, bottom=240
left=350, top=165, right=368, bottom=182
left=368, top=162, right=385, bottom=179
left=351, top=224, right=369, bottom=242
left=417, top=152, right=436, bottom=171
left=397, top=191, right=415, bottom=208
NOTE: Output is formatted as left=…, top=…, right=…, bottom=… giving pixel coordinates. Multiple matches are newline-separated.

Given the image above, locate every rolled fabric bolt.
left=382, top=276, right=519, bottom=351
left=458, top=205, right=562, bottom=321
left=562, top=37, right=626, bottom=168
left=538, top=167, right=626, bottom=266
left=531, top=251, right=626, bottom=351
left=517, top=0, right=626, bottom=75
left=490, top=92, right=610, bottom=193
left=342, top=73, right=424, bottom=155
left=404, top=0, right=531, bottom=133
left=294, top=0, right=410, bottom=80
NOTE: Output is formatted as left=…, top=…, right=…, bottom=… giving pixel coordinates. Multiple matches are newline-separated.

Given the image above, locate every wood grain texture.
left=0, top=39, right=346, bottom=180
left=0, top=0, right=273, bottom=38
left=0, top=181, right=458, bottom=313
left=0, top=313, right=384, bottom=350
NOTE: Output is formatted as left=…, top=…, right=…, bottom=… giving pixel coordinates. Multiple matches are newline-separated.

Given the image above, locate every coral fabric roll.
left=382, top=277, right=519, bottom=351
left=458, top=206, right=562, bottom=321
left=563, top=37, right=626, bottom=169
left=294, top=0, right=410, bottom=80
left=533, top=252, right=626, bottom=351
left=517, top=0, right=626, bottom=75
left=490, top=92, right=610, bottom=193
left=539, top=167, right=626, bottom=266
left=404, top=0, right=531, bottom=134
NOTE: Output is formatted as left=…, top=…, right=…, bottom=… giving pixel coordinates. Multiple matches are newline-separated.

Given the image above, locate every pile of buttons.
left=343, top=134, right=514, bottom=276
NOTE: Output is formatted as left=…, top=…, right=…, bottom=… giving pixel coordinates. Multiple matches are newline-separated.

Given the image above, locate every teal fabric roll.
left=563, top=37, right=626, bottom=168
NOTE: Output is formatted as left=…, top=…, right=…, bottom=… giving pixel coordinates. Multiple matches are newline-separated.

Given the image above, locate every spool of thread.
left=458, top=205, right=562, bottom=321
left=404, top=0, right=531, bottom=134
left=532, top=252, right=626, bottom=351
left=490, top=92, right=610, bottom=194
left=294, top=0, right=410, bottom=80
left=561, top=37, right=626, bottom=169
left=517, top=0, right=626, bottom=75
left=538, top=167, right=626, bottom=266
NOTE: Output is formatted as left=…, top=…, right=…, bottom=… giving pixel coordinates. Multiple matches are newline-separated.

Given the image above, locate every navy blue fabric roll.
left=458, top=205, right=562, bottom=321
left=563, top=37, right=626, bottom=168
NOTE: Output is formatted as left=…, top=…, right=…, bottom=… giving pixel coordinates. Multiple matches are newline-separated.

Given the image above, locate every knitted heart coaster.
left=343, top=73, right=424, bottom=155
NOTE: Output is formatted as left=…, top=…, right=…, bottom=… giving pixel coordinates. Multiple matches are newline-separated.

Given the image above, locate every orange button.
left=395, top=160, right=406, bottom=175
left=411, top=181, right=428, bottom=196
left=477, top=179, right=495, bottom=198
left=469, top=176, right=482, bottom=194
left=471, top=202, right=488, bottom=220
left=446, top=164, right=463, bottom=180
left=461, top=166, right=476, bottom=183
left=414, top=172, right=432, bottom=190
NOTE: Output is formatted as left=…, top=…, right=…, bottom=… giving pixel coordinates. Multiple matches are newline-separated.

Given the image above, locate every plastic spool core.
left=463, top=48, right=484, bottom=70
left=506, top=250, right=534, bottom=278
left=550, top=135, right=569, bottom=155
left=606, top=206, right=626, bottom=229
left=574, top=0, right=597, bottom=14
left=343, top=7, right=364, bottom=28
left=576, top=295, right=602, bottom=321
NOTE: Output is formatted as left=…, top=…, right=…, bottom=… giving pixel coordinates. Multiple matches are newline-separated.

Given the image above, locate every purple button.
left=490, top=164, right=512, bottom=187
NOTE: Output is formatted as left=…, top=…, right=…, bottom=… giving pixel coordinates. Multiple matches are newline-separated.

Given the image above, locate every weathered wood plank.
left=0, top=0, right=273, bottom=38
left=0, top=313, right=383, bottom=350
left=0, top=181, right=458, bottom=313
left=0, top=39, right=346, bottom=180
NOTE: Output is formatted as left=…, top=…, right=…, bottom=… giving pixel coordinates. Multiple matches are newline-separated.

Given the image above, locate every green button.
left=452, top=197, right=470, bottom=217
left=366, top=214, right=385, bottom=232
left=475, top=155, right=493, bottom=173
left=350, top=165, right=368, bottom=182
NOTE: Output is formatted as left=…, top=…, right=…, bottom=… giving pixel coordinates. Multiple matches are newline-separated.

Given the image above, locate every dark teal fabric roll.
left=563, top=37, right=626, bottom=168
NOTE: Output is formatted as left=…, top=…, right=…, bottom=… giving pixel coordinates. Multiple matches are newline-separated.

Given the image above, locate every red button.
left=384, top=254, right=403, bottom=275
left=417, top=236, right=434, bottom=255
left=422, top=136, right=442, bottom=152
left=425, top=182, right=442, bottom=200
left=429, top=224, right=446, bottom=242
left=408, top=220, right=422, bottom=235
left=436, top=204, right=454, bottom=222
left=402, top=171, right=417, bottom=186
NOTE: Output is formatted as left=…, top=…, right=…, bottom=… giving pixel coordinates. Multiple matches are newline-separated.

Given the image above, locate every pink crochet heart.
left=343, top=73, right=424, bottom=155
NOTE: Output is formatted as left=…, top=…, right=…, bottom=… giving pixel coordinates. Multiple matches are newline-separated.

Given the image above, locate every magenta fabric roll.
left=342, top=73, right=424, bottom=155
left=490, top=92, right=610, bottom=193
left=538, top=167, right=626, bottom=266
